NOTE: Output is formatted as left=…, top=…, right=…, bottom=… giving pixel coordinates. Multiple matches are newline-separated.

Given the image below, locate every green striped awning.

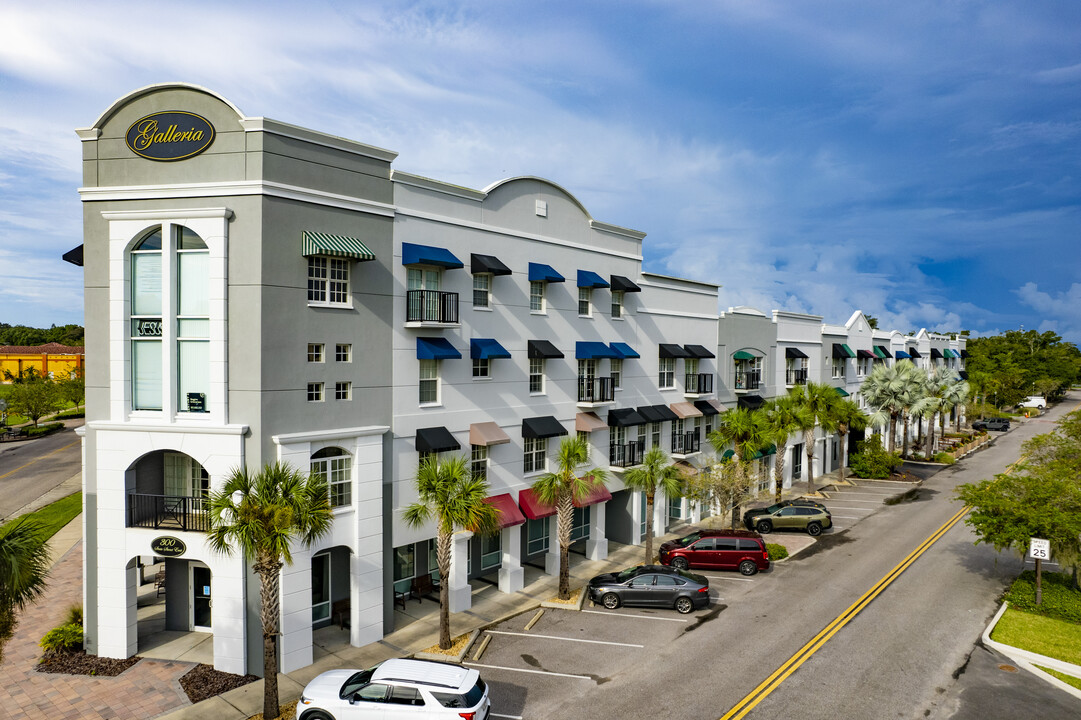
left=721, top=449, right=735, bottom=461
left=302, top=232, right=375, bottom=261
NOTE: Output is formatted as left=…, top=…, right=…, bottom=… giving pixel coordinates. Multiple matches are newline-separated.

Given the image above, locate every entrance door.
left=192, top=565, right=212, bottom=631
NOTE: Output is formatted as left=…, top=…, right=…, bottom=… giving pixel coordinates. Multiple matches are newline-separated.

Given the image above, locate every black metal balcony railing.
left=786, top=367, right=808, bottom=386
left=685, top=373, right=714, bottom=394
left=609, top=440, right=645, bottom=468
left=734, top=370, right=761, bottom=390
left=671, top=430, right=701, bottom=455
left=406, top=290, right=459, bottom=324
left=578, top=376, right=615, bottom=403
left=128, top=493, right=209, bottom=532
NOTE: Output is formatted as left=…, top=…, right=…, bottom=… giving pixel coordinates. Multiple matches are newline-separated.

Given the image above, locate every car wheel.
left=756, top=520, right=772, bottom=534
left=674, top=597, right=694, bottom=614
left=739, top=560, right=759, bottom=576
left=300, top=711, right=334, bottom=720
left=807, top=522, right=822, bottom=537
left=602, top=592, right=621, bottom=610
left=672, top=557, right=689, bottom=571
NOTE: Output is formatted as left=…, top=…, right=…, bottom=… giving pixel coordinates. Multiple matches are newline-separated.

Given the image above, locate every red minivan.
left=657, top=528, right=770, bottom=576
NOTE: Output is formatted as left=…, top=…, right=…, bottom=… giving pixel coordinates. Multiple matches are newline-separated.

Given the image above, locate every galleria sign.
left=125, top=111, right=215, bottom=161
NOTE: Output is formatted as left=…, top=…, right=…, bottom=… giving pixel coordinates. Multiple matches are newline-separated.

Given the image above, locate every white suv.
left=297, top=658, right=490, bottom=720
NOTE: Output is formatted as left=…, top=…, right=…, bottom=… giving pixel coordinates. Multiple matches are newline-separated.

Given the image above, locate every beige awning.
left=469, top=422, right=511, bottom=446
left=576, top=412, right=607, bottom=433
left=670, top=402, right=703, bottom=418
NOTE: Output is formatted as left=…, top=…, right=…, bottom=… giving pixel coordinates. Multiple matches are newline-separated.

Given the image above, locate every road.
left=0, top=420, right=82, bottom=521
left=476, top=397, right=1080, bottom=719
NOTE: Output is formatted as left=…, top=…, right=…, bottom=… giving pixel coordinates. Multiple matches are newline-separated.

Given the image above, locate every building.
left=0, top=342, right=84, bottom=381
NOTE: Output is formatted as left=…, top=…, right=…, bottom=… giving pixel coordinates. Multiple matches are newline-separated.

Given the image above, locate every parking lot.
left=815, top=478, right=913, bottom=532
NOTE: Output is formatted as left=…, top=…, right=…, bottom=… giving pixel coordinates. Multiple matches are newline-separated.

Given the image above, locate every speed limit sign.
left=1029, top=538, right=1050, bottom=560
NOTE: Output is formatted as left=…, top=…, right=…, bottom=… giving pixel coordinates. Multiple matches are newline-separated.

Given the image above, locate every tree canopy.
left=965, top=330, right=1080, bottom=408
left=0, top=324, right=84, bottom=348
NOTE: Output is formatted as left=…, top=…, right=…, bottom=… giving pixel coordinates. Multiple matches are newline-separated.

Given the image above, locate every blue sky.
left=1, top=1, right=1079, bottom=341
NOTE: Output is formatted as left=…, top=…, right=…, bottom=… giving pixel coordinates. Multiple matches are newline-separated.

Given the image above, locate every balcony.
left=786, top=367, right=808, bottom=386
left=609, top=440, right=645, bottom=468
left=406, top=290, right=459, bottom=325
left=734, top=370, right=761, bottom=391
left=578, top=376, right=615, bottom=404
left=671, top=430, right=701, bottom=456
left=128, top=493, right=209, bottom=532
left=685, top=373, right=714, bottom=395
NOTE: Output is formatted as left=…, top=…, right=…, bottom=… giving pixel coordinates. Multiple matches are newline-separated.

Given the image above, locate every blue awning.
left=528, top=262, right=565, bottom=283
left=895, top=350, right=911, bottom=359
left=417, top=337, right=461, bottom=360
left=402, top=242, right=464, bottom=269
left=576, top=341, right=619, bottom=359
left=470, top=338, right=511, bottom=360
left=609, top=342, right=640, bottom=359
left=577, top=270, right=610, bottom=289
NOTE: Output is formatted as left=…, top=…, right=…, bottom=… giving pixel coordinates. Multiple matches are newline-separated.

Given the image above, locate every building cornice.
left=273, top=426, right=390, bottom=445
left=85, top=421, right=249, bottom=435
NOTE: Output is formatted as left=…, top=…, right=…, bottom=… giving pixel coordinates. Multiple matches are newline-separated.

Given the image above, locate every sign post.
left=1029, top=537, right=1050, bottom=606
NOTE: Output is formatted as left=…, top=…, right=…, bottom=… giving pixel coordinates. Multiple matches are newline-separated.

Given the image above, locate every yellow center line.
left=0, top=439, right=80, bottom=481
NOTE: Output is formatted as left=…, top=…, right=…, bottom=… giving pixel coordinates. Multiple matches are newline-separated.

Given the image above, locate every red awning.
left=518, top=488, right=556, bottom=520
left=485, top=493, right=527, bottom=529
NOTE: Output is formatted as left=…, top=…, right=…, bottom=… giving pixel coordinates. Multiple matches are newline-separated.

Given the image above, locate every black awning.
left=959, top=371, right=969, bottom=380
left=608, top=408, right=647, bottom=427
left=416, top=426, right=461, bottom=453
left=785, top=347, right=809, bottom=359
left=908, top=347, right=922, bottom=358
left=875, top=345, right=891, bottom=358
left=694, top=400, right=721, bottom=416
left=930, top=348, right=944, bottom=359
left=857, top=349, right=876, bottom=359
left=471, top=253, right=512, bottom=276
left=659, top=344, right=692, bottom=359
left=638, top=404, right=678, bottom=423
left=527, top=340, right=564, bottom=359
left=832, top=343, right=851, bottom=359
left=610, top=275, right=642, bottom=293
left=960, top=349, right=969, bottom=358
left=62, top=245, right=84, bottom=267
left=737, top=395, right=766, bottom=410
left=522, top=416, right=568, bottom=439
left=684, top=344, right=716, bottom=359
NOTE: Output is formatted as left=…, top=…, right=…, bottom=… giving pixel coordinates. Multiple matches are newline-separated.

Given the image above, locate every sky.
left=1, top=1, right=1079, bottom=342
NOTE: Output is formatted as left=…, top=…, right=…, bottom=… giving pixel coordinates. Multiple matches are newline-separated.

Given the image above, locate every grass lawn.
left=991, top=606, right=1081, bottom=666
left=1036, top=666, right=1081, bottom=691
left=0, top=492, right=82, bottom=540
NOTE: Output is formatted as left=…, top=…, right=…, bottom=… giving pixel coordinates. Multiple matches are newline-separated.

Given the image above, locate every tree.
left=860, top=360, right=921, bottom=455
left=530, top=436, right=608, bottom=600
left=692, top=459, right=754, bottom=531
left=403, top=454, right=498, bottom=650
left=0, top=518, right=51, bottom=663
left=207, top=462, right=332, bottom=720
left=913, top=368, right=970, bottom=458
left=6, top=371, right=60, bottom=426
left=761, top=395, right=812, bottom=503
left=822, top=398, right=867, bottom=484
left=708, top=407, right=770, bottom=527
left=56, top=367, right=85, bottom=411
left=790, top=382, right=839, bottom=494
left=623, top=447, right=684, bottom=564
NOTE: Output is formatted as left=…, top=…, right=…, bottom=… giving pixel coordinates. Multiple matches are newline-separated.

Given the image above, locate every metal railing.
left=734, top=370, right=761, bottom=390
left=406, top=290, right=459, bottom=324
left=685, top=373, right=714, bottom=394
left=671, top=430, right=701, bottom=455
left=578, top=376, right=615, bottom=403
left=609, top=440, right=645, bottom=468
left=786, top=367, right=808, bottom=385
left=128, top=493, right=209, bottom=532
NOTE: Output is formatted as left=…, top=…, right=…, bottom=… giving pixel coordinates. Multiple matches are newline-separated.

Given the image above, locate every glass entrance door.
left=192, top=565, right=212, bottom=631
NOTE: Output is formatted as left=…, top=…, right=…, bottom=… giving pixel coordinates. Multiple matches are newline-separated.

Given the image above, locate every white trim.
left=637, top=307, right=720, bottom=321
left=272, top=425, right=390, bottom=445
left=86, top=421, right=248, bottom=435
left=102, top=208, right=233, bottom=221
left=639, top=271, right=720, bottom=291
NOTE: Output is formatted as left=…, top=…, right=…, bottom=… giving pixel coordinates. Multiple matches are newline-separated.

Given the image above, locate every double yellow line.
left=720, top=504, right=972, bottom=720
left=0, top=438, right=80, bottom=481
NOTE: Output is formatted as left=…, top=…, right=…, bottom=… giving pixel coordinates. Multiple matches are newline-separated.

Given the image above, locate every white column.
left=210, top=555, right=247, bottom=675
left=498, top=526, right=524, bottom=594
left=544, top=515, right=560, bottom=575
left=688, top=493, right=702, bottom=524
left=449, top=531, right=473, bottom=613
left=652, top=491, right=666, bottom=540
left=279, top=548, right=313, bottom=674
left=585, top=502, right=608, bottom=561
left=630, top=491, right=644, bottom=546
left=349, top=549, right=383, bottom=648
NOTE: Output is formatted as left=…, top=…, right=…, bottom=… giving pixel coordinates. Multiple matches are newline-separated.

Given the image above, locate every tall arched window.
left=177, top=227, right=210, bottom=412
left=131, top=228, right=163, bottom=410
left=311, top=447, right=352, bottom=508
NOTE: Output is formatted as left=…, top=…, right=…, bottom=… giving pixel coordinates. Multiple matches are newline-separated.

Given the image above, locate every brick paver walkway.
left=0, top=541, right=196, bottom=719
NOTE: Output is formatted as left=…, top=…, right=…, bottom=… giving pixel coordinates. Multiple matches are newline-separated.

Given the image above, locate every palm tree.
left=0, top=518, right=50, bottom=663
left=822, top=398, right=867, bottom=484
left=208, top=462, right=332, bottom=720
left=623, top=447, right=684, bottom=564
left=708, top=407, right=770, bottom=527
left=403, top=454, right=498, bottom=650
left=761, top=395, right=812, bottom=504
left=790, top=382, right=839, bottom=494
left=914, top=368, right=970, bottom=459
left=860, top=360, right=921, bottom=454
left=530, top=436, right=608, bottom=600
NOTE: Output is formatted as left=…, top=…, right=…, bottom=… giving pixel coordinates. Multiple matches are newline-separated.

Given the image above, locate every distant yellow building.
left=0, top=342, right=84, bottom=382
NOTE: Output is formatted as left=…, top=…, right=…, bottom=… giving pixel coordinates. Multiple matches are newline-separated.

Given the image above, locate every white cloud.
left=1015, top=282, right=1081, bottom=341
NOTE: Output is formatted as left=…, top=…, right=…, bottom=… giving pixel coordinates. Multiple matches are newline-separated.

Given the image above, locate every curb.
left=541, top=586, right=588, bottom=611
left=980, top=601, right=1081, bottom=701
left=413, top=628, right=481, bottom=663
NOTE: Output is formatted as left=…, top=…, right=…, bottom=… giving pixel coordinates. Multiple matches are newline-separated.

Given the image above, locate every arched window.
left=311, top=447, right=352, bottom=508
left=176, top=227, right=209, bottom=412
left=130, top=229, right=164, bottom=410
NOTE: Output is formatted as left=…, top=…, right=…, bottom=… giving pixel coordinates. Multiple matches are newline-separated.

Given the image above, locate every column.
left=586, top=502, right=608, bottom=561
left=278, top=548, right=313, bottom=673
left=448, top=531, right=473, bottom=613
left=544, top=515, right=560, bottom=575
left=498, top=525, right=524, bottom=594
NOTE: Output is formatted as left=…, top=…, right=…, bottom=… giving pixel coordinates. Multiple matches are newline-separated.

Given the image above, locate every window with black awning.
left=527, top=340, right=564, bottom=359
left=416, top=426, right=461, bottom=453
left=522, top=416, right=568, bottom=438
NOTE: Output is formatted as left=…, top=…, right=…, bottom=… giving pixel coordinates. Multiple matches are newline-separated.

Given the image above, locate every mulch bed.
left=36, top=651, right=140, bottom=676
left=179, top=663, right=259, bottom=704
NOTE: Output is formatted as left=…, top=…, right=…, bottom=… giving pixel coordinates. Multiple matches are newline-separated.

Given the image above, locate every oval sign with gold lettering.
left=151, top=536, right=186, bottom=557
left=125, top=111, right=215, bottom=162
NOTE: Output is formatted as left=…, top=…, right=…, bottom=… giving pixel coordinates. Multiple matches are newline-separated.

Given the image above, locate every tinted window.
left=629, top=576, right=655, bottom=587
left=654, top=575, right=681, bottom=586
left=432, top=679, right=486, bottom=709
left=798, top=508, right=818, bottom=516
left=340, top=669, right=376, bottom=698
left=388, top=686, right=424, bottom=706
left=715, top=539, right=739, bottom=551
left=765, top=503, right=782, bottom=513
left=691, top=538, right=714, bottom=550
left=616, top=566, right=643, bottom=582
left=738, top=539, right=763, bottom=551
left=777, top=507, right=797, bottom=516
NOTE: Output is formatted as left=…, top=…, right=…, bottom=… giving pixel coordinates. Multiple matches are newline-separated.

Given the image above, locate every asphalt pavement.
left=0, top=419, right=83, bottom=521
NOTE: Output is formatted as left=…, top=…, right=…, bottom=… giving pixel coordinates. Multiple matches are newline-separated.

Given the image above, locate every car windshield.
left=765, top=503, right=782, bottom=513
left=340, top=668, right=376, bottom=699
left=676, top=532, right=702, bottom=547
left=616, top=566, right=643, bottom=582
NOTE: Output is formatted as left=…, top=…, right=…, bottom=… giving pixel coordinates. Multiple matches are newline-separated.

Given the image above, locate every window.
left=471, top=444, right=487, bottom=481
left=473, top=273, right=491, bottom=308
left=705, top=416, right=713, bottom=436
left=311, top=447, right=352, bottom=508
left=578, top=287, right=592, bottom=317
left=311, top=552, right=330, bottom=622
left=307, top=382, right=324, bottom=402
left=530, top=281, right=546, bottom=313
left=163, top=452, right=209, bottom=498
left=669, top=493, right=683, bottom=521
left=393, top=543, right=416, bottom=583
left=308, top=343, right=324, bottom=362
left=832, top=357, right=846, bottom=379
left=577, top=430, right=590, bottom=457
left=611, top=359, right=623, bottom=389
left=130, top=229, right=163, bottom=411
left=524, top=436, right=547, bottom=474
left=651, top=422, right=662, bottom=449
left=335, top=344, right=352, bottom=362
left=639, top=491, right=648, bottom=537
left=757, top=458, right=770, bottom=494
left=335, top=381, right=351, bottom=400
left=529, top=358, right=545, bottom=394
left=611, top=290, right=624, bottom=318
left=176, top=229, right=209, bottom=413
left=570, top=506, right=590, bottom=542
left=638, top=424, right=647, bottom=448
left=308, top=256, right=350, bottom=306
left=472, top=357, right=490, bottom=378
left=419, top=360, right=439, bottom=404
left=526, top=518, right=549, bottom=555
left=685, top=358, right=698, bottom=388
left=480, top=534, right=501, bottom=571
left=791, top=444, right=803, bottom=479
left=659, top=357, right=675, bottom=388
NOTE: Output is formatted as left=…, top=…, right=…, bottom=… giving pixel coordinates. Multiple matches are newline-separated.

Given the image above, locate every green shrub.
left=766, top=543, right=789, bottom=561
left=64, top=604, right=82, bottom=626
left=55, top=409, right=85, bottom=419
left=24, top=422, right=63, bottom=437
left=1003, top=570, right=1081, bottom=624
left=39, top=622, right=83, bottom=654
left=849, top=440, right=904, bottom=479
left=933, top=452, right=956, bottom=465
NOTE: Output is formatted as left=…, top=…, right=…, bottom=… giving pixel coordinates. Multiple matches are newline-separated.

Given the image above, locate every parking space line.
left=464, top=661, right=593, bottom=680
left=486, top=630, right=643, bottom=648
left=830, top=515, right=862, bottom=519
left=698, top=574, right=754, bottom=582
left=491, top=714, right=524, bottom=720
left=581, top=609, right=689, bottom=622
left=826, top=505, right=879, bottom=511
